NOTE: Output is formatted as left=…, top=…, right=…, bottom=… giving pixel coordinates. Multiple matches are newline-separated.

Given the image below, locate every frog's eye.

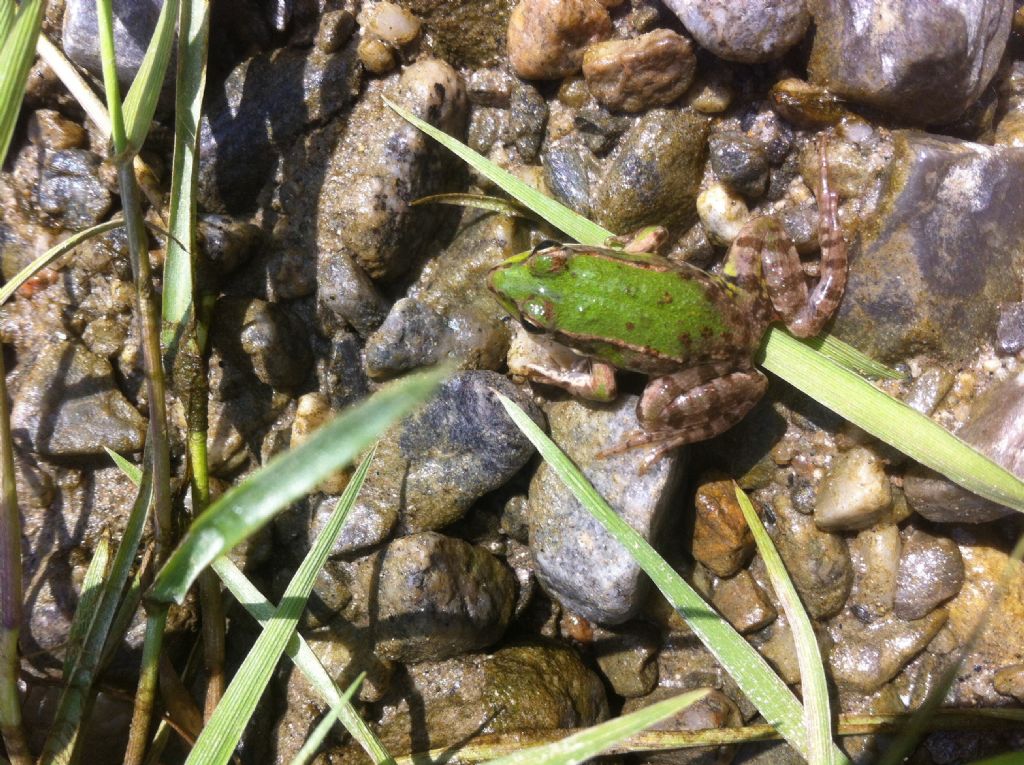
left=528, top=249, right=569, bottom=278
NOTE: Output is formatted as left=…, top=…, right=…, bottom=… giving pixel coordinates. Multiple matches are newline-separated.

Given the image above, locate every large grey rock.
left=528, top=396, right=684, bottom=624
left=905, top=371, right=1024, bottom=523
left=375, top=532, right=516, bottom=662
left=663, top=0, right=809, bottom=63
left=808, top=0, right=1012, bottom=125
left=832, top=132, right=1024, bottom=362
left=11, top=341, right=146, bottom=458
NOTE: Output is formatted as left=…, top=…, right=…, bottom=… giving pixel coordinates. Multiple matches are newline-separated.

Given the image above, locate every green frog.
left=488, top=140, right=847, bottom=468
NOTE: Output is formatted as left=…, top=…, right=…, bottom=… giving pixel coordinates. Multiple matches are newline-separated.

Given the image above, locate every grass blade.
left=384, top=97, right=609, bottom=246
left=211, top=557, right=395, bottom=764
left=758, top=329, right=1024, bottom=514
left=0, top=220, right=123, bottom=306
left=804, top=334, right=902, bottom=380
left=484, top=689, right=709, bottom=765
left=0, top=0, right=43, bottom=165
left=149, top=367, right=444, bottom=606
left=184, top=451, right=374, bottom=764
left=494, top=394, right=848, bottom=763
left=61, top=534, right=111, bottom=677
left=734, top=486, right=840, bottom=765
left=122, top=0, right=179, bottom=153
left=412, top=192, right=540, bottom=221
left=288, top=674, right=365, bottom=765
left=36, top=34, right=112, bottom=137
left=161, top=0, right=208, bottom=335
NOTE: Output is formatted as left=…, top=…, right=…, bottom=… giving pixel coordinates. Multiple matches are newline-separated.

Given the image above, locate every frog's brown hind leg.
left=600, top=364, right=768, bottom=471
left=766, top=136, right=848, bottom=337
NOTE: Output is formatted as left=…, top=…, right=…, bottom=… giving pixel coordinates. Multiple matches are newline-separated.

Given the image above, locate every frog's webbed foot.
left=598, top=364, right=768, bottom=472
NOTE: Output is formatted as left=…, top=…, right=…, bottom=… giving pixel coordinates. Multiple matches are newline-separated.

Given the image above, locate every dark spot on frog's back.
left=625, top=321, right=636, bottom=331
left=677, top=332, right=693, bottom=348
left=699, top=326, right=714, bottom=340
left=658, top=291, right=673, bottom=305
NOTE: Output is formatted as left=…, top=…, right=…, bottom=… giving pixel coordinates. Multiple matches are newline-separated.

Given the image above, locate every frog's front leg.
left=602, top=362, right=768, bottom=470
left=507, top=326, right=618, bottom=401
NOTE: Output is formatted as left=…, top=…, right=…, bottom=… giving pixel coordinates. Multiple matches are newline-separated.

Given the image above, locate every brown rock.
left=582, top=29, right=695, bottom=113
left=711, top=570, right=777, bottom=634
left=507, top=0, right=612, bottom=80
left=692, top=476, right=754, bottom=577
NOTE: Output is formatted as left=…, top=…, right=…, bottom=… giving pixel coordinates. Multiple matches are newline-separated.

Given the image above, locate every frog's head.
left=487, top=243, right=571, bottom=333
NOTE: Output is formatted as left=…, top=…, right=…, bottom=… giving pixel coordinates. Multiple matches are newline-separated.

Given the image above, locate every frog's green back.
left=491, top=247, right=760, bottom=375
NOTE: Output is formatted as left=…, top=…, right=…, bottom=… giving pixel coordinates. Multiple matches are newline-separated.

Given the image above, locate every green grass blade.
left=484, top=689, right=709, bottom=765
left=0, top=1, right=15, bottom=44
left=150, top=368, right=444, bottom=606
left=105, top=447, right=143, bottom=484
left=963, top=753, right=1024, bottom=765
left=161, top=0, right=208, bottom=335
left=734, top=486, right=842, bottom=765
left=495, top=394, right=850, bottom=763
left=758, top=329, right=1024, bottom=514
left=185, top=450, right=374, bottom=765
left=289, top=674, right=365, bottom=765
left=0, top=0, right=44, bottom=165
left=412, top=192, right=540, bottom=221
left=805, top=334, right=902, bottom=380
left=61, top=535, right=111, bottom=677
left=383, top=97, right=609, bottom=246
left=0, top=220, right=123, bottom=306
left=36, top=34, right=112, bottom=137
left=122, top=0, right=179, bottom=153
left=211, top=557, right=395, bottom=764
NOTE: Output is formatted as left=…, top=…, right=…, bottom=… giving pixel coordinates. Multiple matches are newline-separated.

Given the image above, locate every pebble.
left=591, top=622, right=660, bottom=698
left=621, top=687, right=742, bottom=764
left=581, top=29, right=696, bottom=113
left=528, top=396, right=684, bottom=624
left=543, top=134, right=597, bottom=216
left=364, top=298, right=454, bottom=379
left=368, top=644, right=608, bottom=756
left=696, top=181, right=750, bottom=245
left=893, top=527, right=965, bottom=621
left=904, top=371, right=1024, bottom=523
left=315, top=59, right=468, bottom=286
left=11, top=341, right=146, bottom=458
left=662, top=0, right=810, bottom=63
left=765, top=493, right=852, bottom=619
left=26, top=109, right=86, bottom=150
left=847, top=523, right=900, bottom=621
left=508, top=79, right=548, bottom=162
left=997, top=302, right=1024, bottom=354
left=62, top=0, right=167, bottom=91
left=357, top=36, right=397, bottom=73
left=828, top=609, right=947, bottom=693
left=374, top=532, right=516, bottom=662
left=209, top=297, right=312, bottom=391
left=358, top=2, right=421, bottom=46
left=903, top=367, right=955, bottom=416
left=770, top=78, right=847, bottom=128
left=690, top=475, right=755, bottom=577
left=507, top=0, right=612, bottom=80
left=592, top=109, right=710, bottom=235
left=993, top=664, right=1024, bottom=701
left=814, top=447, right=892, bottom=531
left=348, top=372, right=542, bottom=534
left=18, top=148, right=113, bottom=230
left=711, top=570, right=777, bottom=634
left=709, top=131, right=769, bottom=198
left=808, top=0, right=1012, bottom=125
left=832, top=132, right=1024, bottom=362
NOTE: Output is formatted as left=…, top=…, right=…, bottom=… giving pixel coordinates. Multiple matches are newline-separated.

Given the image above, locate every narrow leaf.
left=805, top=334, right=902, bottom=380
left=383, top=97, right=609, bottom=246
left=485, top=689, right=709, bottom=765
left=62, top=535, right=111, bottom=677
left=122, top=0, right=180, bottom=153
left=494, top=394, right=850, bottom=763
left=185, top=451, right=374, bottom=764
left=758, top=329, right=1024, bottom=514
left=0, top=220, right=123, bottom=306
left=105, top=447, right=143, bottom=485
left=0, top=0, right=44, bottom=164
left=149, top=367, right=445, bottom=605
left=412, top=192, right=539, bottom=221
left=289, top=675, right=365, bottom=765
left=735, top=486, right=840, bottom=765
left=36, top=34, right=112, bottom=138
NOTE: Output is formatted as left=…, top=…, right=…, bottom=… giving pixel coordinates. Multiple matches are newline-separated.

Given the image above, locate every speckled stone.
left=662, top=0, right=810, bottom=63
left=528, top=396, right=684, bottom=624
left=691, top=476, right=755, bottom=577
left=815, top=447, right=892, bottom=531
left=582, top=29, right=696, bottom=113
left=894, top=528, right=965, bottom=621
left=507, top=0, right=612, bottom=79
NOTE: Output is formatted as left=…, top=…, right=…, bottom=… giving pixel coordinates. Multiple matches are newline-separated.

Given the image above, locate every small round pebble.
left=814, top=446, right=892, bottom=531
left=997, top=302, right=1024, bottom=354
left=507, top=0, right=612, bottom=80
left=708, top=131, right=769, bottom=198
left=696, top=181, right=750, bottom=245
left=358, top=36, right=397, bottom=73
left=581, top=29, right=696, bottom=113
left=358, top=1, right=421, bottom=46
